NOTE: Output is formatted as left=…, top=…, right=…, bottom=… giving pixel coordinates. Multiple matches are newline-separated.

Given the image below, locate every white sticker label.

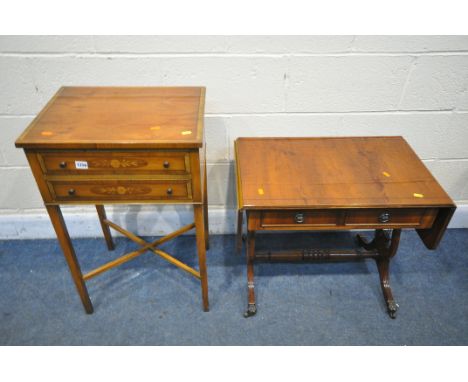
left=75, top=160, right=88, bottom=170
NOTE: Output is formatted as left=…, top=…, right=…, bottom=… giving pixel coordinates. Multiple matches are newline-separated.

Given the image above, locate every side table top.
left=15, top=87, right=205, bottom=150
left=235, top=137, right=454, bottom=209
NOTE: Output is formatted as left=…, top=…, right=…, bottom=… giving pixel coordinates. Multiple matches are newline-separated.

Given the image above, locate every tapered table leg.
left=95, top=205, right=115, bottom=251
left=244, top=230, right=257, bottom=317
left=203, top=161, right=210, bottom=250
left=194, top=205, right=209, bottom=311
left=45, top=205, right=94, bottom=314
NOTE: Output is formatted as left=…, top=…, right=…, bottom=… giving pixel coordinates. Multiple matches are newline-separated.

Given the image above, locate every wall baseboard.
left=0, top=206, right=236, bottom=240
left=0, top=205, right=467, bottom=240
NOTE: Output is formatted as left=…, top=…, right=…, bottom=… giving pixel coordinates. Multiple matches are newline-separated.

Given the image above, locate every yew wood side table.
left=15, top=87, right=210, bottom=313
left=235, top=137, right=456, bottom=318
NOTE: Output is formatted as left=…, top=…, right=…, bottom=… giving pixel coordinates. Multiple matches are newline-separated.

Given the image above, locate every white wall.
left=1, top=36, right=468, bottom=238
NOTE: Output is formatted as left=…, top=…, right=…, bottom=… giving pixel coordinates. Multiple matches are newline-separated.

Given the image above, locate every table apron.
left=247, top=208, right=439, bottom=231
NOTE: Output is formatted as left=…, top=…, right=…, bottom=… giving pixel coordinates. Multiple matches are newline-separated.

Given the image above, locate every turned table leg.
left=357, top=229, right=402, bottom=318
left=244, top=230, right=257, bottom=317
left=95, top=205, right=115, bottom=251
left=46, top=205, right=94, bottom=314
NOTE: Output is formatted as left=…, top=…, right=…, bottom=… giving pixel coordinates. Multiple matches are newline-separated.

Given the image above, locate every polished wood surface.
left=45, top=205, right=93, bottom=314
left=16, top=86, right=209, bottom=313
left=235, top=136, right=456, bottom=318
left=49, top=179, right=192, bottom=202
left=15, top=87, right=204, bottom=149
left=357, top=229, right=402, bottom=318
left=38, top=150, right=191, bottom=175
left=257, top=208, right=437, bottom=230
left=235, top=137, right=453, bottom=208
left=95, top=205, right=115, bottom=251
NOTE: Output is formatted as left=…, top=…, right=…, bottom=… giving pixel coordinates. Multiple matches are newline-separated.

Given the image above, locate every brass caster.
left=387, top=300, right=398, bottom=319
left=243, top=303, right=257, bottom=318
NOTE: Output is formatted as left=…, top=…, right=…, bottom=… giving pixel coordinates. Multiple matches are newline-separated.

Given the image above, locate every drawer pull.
left=163, top=161, right=170, bottom=169
left=166, top=187, right=173, bottom=195
left=68, top=188, right=76, bottom=196
left=379, top=212, right=390, bottom=223
left=59, top=161, right=67, bottom=169
left=295, top=213, right=305, bottom=224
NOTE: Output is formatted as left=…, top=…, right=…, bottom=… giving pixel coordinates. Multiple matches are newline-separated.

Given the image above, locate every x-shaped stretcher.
left=83, top=220, right=201, bottom=282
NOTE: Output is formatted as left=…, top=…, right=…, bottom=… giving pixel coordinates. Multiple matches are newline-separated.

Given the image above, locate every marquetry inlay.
left=89, top=158, right=149, bottom=169
left=90, top=185, right=152, bottom=196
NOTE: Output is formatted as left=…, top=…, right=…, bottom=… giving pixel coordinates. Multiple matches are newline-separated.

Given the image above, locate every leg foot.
left=244, top=303, right=257, bottom=318
left=387, top=300, right=398, bottom=319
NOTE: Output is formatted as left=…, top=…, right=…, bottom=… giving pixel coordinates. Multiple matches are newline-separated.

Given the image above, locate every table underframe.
left=237, top=209, right=402, bottom=319
left=46, top=202, right=209, bottom=314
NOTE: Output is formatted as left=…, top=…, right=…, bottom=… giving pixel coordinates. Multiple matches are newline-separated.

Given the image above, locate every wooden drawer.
left=253, top=208, right=438, bottom=230
left=38, top=151, right=190, bottom=175
left=48, top=179, right=192, bottom=202
left=345, top=208, right=437, bottom=228
left=260, top=210, right=338, bottom=228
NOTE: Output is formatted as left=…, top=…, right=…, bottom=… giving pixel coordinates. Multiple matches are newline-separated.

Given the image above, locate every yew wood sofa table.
left=235, top=137, right=455, bottom=318
left=15, top=86, right=210, bottom=313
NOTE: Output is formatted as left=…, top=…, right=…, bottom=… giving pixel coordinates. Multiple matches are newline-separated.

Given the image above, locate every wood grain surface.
left=235, top=137, right=454, bottom=209
left=15, top=87, right=205, bottom=149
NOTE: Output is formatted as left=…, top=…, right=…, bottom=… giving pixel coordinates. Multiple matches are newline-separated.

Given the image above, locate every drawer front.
left=39, top=151, right=190, bottom=175
left=49, top=180, right=192, bottom=202
left=345, top=208, right=437, bottom=228
left=254, top=208, right=438, bottom=230
left=261, top=210, right=339, bottom=228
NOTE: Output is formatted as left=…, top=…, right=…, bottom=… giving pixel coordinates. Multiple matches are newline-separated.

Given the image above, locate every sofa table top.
left=235, top=136, right=454, bottom=209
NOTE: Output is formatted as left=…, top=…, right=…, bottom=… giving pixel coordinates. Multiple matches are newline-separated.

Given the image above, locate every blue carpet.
left=0, top=229, right=467, bottom=345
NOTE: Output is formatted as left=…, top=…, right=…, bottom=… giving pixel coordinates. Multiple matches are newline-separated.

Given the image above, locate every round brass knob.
left=59, top=161, right=67, bottom=169
left=166, top=188, right=173, bottom=195
left=163, top=161, right=170, bottom=169
left=379, top=212, right=390, bottom=223
left=68, top=188, right=76, bottom=196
